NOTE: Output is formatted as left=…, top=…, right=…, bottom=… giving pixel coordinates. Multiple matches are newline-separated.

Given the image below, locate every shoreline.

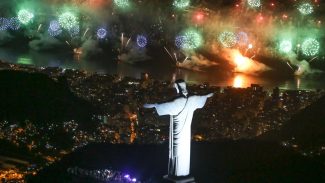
left=0, top=59, right=322, bottom=92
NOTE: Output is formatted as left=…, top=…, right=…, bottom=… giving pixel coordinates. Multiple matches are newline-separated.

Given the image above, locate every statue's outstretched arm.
left=206, top=93, right=214, bottom=98
left=143, top=103, right=157, bottom=108
left=144, top=98, right=185, bottom=115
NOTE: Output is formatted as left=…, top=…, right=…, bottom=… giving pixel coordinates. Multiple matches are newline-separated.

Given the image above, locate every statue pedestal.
left=163, top=175, right=195, bottom=183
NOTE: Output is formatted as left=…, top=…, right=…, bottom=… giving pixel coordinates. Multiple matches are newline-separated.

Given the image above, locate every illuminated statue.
left=144, top=79, right=213, bottom=180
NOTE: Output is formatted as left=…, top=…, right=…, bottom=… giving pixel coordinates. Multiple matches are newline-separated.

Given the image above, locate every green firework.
left=114, top=0, right=130, bottom=8
left=18, top=9, right=34, bottom=24
left=173, top=0, right=190, bottom=9
left=58, top=12, right=78, bottom=30
left=301, top=38, right=319, bottom=56
left=298, top=3, right=314, bottom=15
left=279, top=40, right=292, bottom=53
left=247, top=0, right=261, bottom=8
left=181, top=29, right=203, bottom=49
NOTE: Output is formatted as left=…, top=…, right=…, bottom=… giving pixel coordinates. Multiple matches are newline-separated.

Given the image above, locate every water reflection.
left=297, top=77, right=301, bottom=89
left=232, top=74, right=263, bottom=88
left=0, top=48, right=325, bottom=90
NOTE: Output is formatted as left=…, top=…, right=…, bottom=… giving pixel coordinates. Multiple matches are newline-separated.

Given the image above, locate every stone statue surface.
left=144, top=79, right=213, bottom=177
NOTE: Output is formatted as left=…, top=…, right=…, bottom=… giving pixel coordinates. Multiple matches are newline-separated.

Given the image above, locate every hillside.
left=0, top=70, right=99, bottom=127
left=28, top=141, right=325, bottom=183
left=261, top=95, right=325, bottom=151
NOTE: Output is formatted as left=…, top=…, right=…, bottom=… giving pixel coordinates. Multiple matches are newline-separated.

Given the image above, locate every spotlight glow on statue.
left=144, top=80, right=213, bottom=179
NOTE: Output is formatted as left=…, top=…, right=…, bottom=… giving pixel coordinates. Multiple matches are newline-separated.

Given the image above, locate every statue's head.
left=174, top=79, right=188, bottom=97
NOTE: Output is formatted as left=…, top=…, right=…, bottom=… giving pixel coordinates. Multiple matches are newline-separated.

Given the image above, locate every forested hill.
left=0, top=70, right=99, bottom=127
left=261, top=94, right=325, bottom=151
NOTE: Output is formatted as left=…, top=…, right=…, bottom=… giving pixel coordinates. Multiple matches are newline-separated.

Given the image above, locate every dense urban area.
left=0, top=61, right=324, bottom=182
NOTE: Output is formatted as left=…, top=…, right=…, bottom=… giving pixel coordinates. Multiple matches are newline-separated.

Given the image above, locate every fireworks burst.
left=17, top=9, right=34, bottom=25
left=58, top=12, right=78, bottom=30
left=0, top=18, right=9, bottom=31
left=0, top=0, right=323, bottom=76
left=48, top=20, right=62, bottom=37
left=48, top=29, right=62, bottom=37
left=218, top=31, right=237, bottom=48
left=97, top=28, right=107, bottom=39
left=8, top=17, right=21, bottom=30
left=175, top=35, right=186, bottom=48
left=68, top=25, right=80, bottom=37
left=232, top=50, right=255, bottom=72
left=279, top=40, right=292, bottom=53
left=49, top=20, right=60, bottom=31
left=136, top=35, right=148, bottom=48
left=301, top=38, right=319, bottom=56
left=173, top=0, right=190, bottom=9
left=298, top=3, right=314, bottom=15
left=114, top=0, right=130, bottom=9
left=247, top=0, right=261, bottom=8
left=237, top=32, right=249, bottom=46
left=179, top=29, right=203, bottom=50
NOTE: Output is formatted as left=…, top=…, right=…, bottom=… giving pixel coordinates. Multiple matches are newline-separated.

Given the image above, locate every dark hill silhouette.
left=0, top=70, right=99, bottom=127
left=27, top=141, right=325, bottom=183
left=0, top=140, right=44, bottom=165
left=261, top=95, right=325, bottom=150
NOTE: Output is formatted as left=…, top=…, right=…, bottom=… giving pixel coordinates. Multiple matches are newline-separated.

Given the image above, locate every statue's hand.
left=206, top=93, right=214, bottom=98
left=143, top=104, right=156, bottom=108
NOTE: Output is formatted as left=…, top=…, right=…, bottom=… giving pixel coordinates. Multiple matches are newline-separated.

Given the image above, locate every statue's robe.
left=154, top=95, right=208, bottom=176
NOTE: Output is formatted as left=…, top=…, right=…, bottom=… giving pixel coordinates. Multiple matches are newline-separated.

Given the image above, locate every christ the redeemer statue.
left=144, top=79, right=213, bottom=181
